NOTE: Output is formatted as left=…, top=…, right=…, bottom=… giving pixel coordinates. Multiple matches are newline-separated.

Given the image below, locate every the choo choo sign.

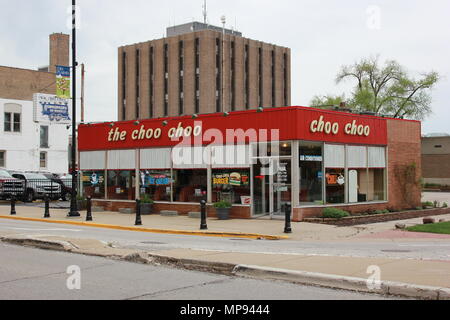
left=310, top=115, right=371, bottom=137
left=107, top=122, right=203, bottom=142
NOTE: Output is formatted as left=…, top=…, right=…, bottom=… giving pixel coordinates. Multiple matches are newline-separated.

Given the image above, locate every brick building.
left=0, top=33, right=71, bottom=173
left=118, top=22, right=291, bottom=121
left=422, top=135, right=450, bottom=186
left=77, top=106, right=422, bottom=221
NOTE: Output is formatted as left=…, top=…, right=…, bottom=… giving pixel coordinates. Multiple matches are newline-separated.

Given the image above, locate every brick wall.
left=92, top=200, right=251, bottom=219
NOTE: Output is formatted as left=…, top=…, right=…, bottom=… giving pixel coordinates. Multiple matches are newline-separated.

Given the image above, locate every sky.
left=0, top=0, right=449, bottom=134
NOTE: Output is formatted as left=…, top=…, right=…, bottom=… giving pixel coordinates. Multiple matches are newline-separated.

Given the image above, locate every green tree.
left=310, top=94, right=345, bottom=108
left=311, top=56, right=440, bottom=120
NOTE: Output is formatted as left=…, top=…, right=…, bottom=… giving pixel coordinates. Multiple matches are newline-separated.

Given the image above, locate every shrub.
left=213, top=201, right=232, bottom=209
left=434, top=200, right=440, bottom=208
left=140, top=194, right=154, bottom=204
left=443, top=202, right=448, bottom=208
left=382, top=209, right=390, bottom=214
left=416, top=206, right=423, bottom=210
left=322, top=208, right=350, bottom=219
left=422, top=201, right=434, bottom=208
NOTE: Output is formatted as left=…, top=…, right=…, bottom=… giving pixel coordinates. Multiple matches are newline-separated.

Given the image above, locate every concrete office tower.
left=118, top=22, right=291, bottom=120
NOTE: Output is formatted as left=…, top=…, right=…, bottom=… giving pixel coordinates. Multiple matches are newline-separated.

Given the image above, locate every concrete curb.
left=232, top=264, right=450, bottom=300
left=0, top=215, right=288, bottom=240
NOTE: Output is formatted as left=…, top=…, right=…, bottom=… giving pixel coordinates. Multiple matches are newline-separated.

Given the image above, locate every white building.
left=0, top=96, right=70, bottom=174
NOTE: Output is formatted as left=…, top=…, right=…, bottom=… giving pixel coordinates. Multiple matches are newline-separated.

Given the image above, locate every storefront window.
left=325, top=168, right=345, bottom=204
left=212, top=169, right=250, bottom=204
left=107, top=170, right=136, bottom=200
left=252, top=141, right=291, bottom=158
left=139, top=170, right=172, bottom=201
left=299, top=142, right=323, bottom=205
left=173, top=169, right=207, bottom=203
left=368, top=168, right=386, bottom=201
left=348, top=169, right=369, bottom=203
left=82, top=171, right=105, bottom=199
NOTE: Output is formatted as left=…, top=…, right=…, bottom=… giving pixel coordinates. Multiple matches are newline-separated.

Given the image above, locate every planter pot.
left=77, top=200, right=87, bottom=211
left=140, top=203, right=153, bottom=215
left=216, top=207, right=231, bottom=220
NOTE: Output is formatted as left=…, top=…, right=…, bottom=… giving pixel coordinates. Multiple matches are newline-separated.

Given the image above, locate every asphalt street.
left=0, top=243, right=396, bottom=300
left=0, top=218, right=449, bottom=261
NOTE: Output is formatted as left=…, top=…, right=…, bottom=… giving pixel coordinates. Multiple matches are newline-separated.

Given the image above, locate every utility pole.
left=68, top=0, right=80, bottom=217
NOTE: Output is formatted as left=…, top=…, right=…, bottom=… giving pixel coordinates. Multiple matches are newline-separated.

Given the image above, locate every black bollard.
left=10, top=195, right=16, bottom=215
left=44, top=195, right=50, bottom=218
left=284, top=202, right=292, bottom=234
left=200, top=200, right=207, bottom=230
left=135, top=199, right=142, bottom=226
left=86, top=196, right=93, bottom=221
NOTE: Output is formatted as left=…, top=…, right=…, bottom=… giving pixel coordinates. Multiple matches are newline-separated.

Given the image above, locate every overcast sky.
left=0, top=0, right=449, bottom=134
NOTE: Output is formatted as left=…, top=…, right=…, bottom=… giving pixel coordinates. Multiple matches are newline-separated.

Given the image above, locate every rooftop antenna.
left=202, top=0, right=207, bottom=24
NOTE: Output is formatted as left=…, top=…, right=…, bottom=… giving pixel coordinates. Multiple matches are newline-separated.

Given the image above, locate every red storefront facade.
left=78, top=106, right=421, bottom=221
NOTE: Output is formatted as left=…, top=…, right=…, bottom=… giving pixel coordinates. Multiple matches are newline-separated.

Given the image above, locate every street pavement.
left=0, top=192, right=449, bottom=298
left=0, top=243, right=393, bottom=300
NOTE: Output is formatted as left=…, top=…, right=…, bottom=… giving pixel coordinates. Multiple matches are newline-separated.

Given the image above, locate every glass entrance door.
left=253, top=158, right=292, bottom=218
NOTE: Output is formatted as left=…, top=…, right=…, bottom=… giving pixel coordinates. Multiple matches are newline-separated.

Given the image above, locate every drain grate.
left=381, top=249, right=412, bottom=253
left=229, top=238, right=252, bottom=241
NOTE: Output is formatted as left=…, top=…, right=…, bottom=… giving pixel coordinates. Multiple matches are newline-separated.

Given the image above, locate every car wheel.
left=23, top=190, right=34, bottom=203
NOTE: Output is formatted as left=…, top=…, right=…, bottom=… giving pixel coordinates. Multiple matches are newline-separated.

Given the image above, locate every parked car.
left=12, top=172, right=61, bottom=202
left=0, top=169, right=25, bottom=200
left=38, top=172, right=73, bottom=201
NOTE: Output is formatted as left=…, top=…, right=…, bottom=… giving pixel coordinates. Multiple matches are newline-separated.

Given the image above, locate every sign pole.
left=68, top=0, right=80, bottom=217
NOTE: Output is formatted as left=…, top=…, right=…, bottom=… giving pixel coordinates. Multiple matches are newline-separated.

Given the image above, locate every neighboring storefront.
left=78, top=106, right=422, bottom=221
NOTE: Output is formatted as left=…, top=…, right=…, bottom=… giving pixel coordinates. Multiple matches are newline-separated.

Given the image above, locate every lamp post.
left=68, top=0, right=80, bottom=217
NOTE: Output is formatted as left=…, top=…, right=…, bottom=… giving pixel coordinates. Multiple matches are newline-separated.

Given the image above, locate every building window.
left=149, top=46, right=154, bottom=118
left=40, top=152, right=47, bottom=169
left=107, top=170, right=136, bottom=201
left=40, top=126, right=49, bottom=148
left=258, top=47, right=263, bottom=107
left=195, top=38, right=200, bottom=114
left=140, top=170, right=172, bottom=202
left=122, top=51, right=127, bottom=121
left=4, top=112, right=21, bottom=133
left=82, top=171, right=105, bottom=199
left=271, top=50, right=275, bottom=107
left=283, top=52, right=288, bottom=106
left=164, top=43, right=169, bottom=116
left=230, top=41, right=235, bottom=111
left=299, top=142, right=323, bottom=205
left=136, top=49, right=140, bottom=119
left=212, top=169, right=250, bottom=204
left=0, top=151, right=5, bottom=167
left=216, top=38, right=221, bottom=113
left=173, top=169, right=207, bottom=203
left=244, top=44, right=249, bottom=109
left=179, top=41, right=184, bottom=115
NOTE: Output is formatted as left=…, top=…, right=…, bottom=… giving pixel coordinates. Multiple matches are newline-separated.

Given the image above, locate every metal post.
left=44, top=195, right=50, bottom=218
left=200, top=199, right=207, bottom=230
left=10, top=195, right=16, bottom=215
left=68, top=0, right=80, bottom=217
left=284, top=202, right=292, bottom=234
left=86, top=196, right=93, bottom=221
left=135, top=199, right=142, bottom=226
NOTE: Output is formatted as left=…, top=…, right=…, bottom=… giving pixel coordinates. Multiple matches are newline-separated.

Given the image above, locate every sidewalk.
left=1, top=204, right=450, bottom=241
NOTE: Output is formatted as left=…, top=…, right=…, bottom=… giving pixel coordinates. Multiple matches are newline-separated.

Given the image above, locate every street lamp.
left=68, top=0, right=80, bottom=217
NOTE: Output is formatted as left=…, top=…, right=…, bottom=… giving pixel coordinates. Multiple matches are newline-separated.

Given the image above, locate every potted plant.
left=140, top=194, right=154, bottom=215
left=214, top=201, right=232, bottom=220
left=76, top=195, right=87, bottom=211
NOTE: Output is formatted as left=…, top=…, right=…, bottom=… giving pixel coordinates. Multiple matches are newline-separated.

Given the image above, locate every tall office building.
left=118, top=22, right=291, bottom=120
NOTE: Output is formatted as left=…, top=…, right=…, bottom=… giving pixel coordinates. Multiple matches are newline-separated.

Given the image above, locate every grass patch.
left=406, top=221, right=450, bottom=235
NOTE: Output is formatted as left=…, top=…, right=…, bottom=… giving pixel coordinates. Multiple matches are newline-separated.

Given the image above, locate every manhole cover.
left=381, top=250, right=412, bottom=253
left=140, top=241, right=166, bottom=245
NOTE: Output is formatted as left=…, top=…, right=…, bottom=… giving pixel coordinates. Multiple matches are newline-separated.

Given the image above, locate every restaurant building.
left=77, top=106, right=421, bottom=221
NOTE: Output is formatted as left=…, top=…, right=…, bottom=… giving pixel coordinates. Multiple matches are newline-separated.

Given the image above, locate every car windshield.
left=0, top=170, right=12, bottom=178
left=25, top=173, right=49, bottom=180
